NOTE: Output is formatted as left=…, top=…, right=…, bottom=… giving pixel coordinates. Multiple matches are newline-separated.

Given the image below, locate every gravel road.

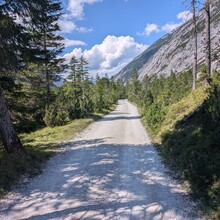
left=0, top=100, right=203, bottom=220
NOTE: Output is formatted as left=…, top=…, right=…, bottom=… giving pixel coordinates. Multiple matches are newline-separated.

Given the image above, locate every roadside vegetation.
left=0, top=0, right=127, bottom=196
left=0, top=34, right=125, bottom=196
left=0, top=0, right=219, bottom=219
left=0, top=105, right=118, bottom=197
left=125, top=1, right=219, bottom=217
left=0, top=52, right=124, bottom=196
left=126, top=70, right=220, bottom=219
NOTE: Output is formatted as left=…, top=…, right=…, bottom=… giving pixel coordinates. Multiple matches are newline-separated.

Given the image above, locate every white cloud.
left=177, top=10, right=193, bottom=22
left=161, top=10, right=193, bottom=32
left=77, top=26, right=93, bottom=33
left=58, top=0, right=99, bottom=33
left=58, top=17, right=93, bottom=33
left=68, top=0, right=103, bottom=19
left=137, top=23, right=159, bottom=36
left=58, top=18, right=76, bottom=33
left=161, top=22, right=182, bottom=32
left=63, top=38, right=86, bottom=47
left=138, top=10, right=193, bottom=36
left=63, top=35, right=148, bottom=76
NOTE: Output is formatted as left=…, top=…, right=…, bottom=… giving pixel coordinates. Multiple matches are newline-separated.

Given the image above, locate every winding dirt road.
left=0, top=100, right=203, bottom=220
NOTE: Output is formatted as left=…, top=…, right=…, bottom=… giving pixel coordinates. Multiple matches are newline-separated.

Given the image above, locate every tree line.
left=0, top=0, right=125, bottom=155
left=125, top=1, right=220, bottom=215
left=190, top=0, right=219, bottom=89
left=126, top=0, right=219, bottom=127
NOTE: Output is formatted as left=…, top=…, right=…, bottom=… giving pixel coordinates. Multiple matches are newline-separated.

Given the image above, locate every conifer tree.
left=29, top=0, right=65, bottom=103
left=77, top=56, right=90, bottom=116
left=0, top=0, right=64, bottom=153
left=66, top=56, right=80, bottom=119
left=67, top=56, right=78, bottom=83
left=0, top=0, right=45, bottom=154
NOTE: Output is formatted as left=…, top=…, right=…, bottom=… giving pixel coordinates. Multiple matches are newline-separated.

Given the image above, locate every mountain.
left=114, top=0, right=220, bottom=82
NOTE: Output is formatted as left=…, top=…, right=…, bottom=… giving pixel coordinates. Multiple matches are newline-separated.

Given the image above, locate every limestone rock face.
left=114, top=0, right=220, bottom=82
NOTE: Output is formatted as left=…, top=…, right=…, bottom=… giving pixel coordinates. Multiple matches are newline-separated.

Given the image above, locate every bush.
left=159, top=84, right=220, bottom=218
left=128, top=70, right=220, bottom=218
left=44, top=104, right=69, bottom=127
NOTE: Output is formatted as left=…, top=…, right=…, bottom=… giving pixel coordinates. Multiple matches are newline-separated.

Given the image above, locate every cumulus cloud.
left=137, top=23, right=160, bottom=36
left=161, top=22, right=182, bottom=32
left=58, top=18, right=77, bottom=33
left=77, top=26, right=93, bottom=33
left=63, top=38, right=86, bottom=47
left=68, top=0, right=103, bottom=19
left=161, top=10, right=193, bottom=32
left=138, top=10, right=193, bottom=36
left=63, top=35, right=148, bottom=76
left=58, top=17, right=93, bottom=33
left=58, top=0, right=100, bottom=33
left=177, top=10, right=193, bottom=22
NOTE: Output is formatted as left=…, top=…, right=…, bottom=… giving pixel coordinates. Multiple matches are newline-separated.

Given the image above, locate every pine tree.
left=67, top=56, right=78, bottom=83
left=0, top=80, right=25, bottom=154
left=65, top=55, right=93, bottom=119
left=0, top=0, right=44, bottom=154
left=77, top=56, right=89, bottom=99
left=29, top=0, right=65, bottom=103
left=0, top=0, right=64, bottom=153
left=66, top=56, right=80, bottom=119
left=76, top=56, right=90, bottom=117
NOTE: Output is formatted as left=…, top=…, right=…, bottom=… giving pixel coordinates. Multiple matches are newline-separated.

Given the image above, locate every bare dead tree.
left=182, top=0, right=199, bottom=90
left=204, top=0, right=211, bottom=75
left=192, top=0, right=198, bottom=90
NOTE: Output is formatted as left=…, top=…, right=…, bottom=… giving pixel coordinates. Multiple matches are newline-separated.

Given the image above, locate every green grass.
left=0, top=105, right=115, bottom=198
left=158, top=86, right=210, bottom=141
left=149, top=85, right=220, bottom=220
left=129, top=70, right=220, bottom=219
left=21, top=118, right=93, bottom=147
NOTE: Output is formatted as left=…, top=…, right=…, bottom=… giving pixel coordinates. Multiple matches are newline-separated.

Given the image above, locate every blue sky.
left=60, top=0, right=203, bottom=77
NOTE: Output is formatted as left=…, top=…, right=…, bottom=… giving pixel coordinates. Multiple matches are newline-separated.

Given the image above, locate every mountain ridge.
left=114, top=0, right=220, bottom=82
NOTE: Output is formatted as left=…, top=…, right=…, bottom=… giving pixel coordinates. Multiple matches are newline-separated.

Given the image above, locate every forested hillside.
left=0, top=0, right=219, bottom=219
left=122, top=1, right=220, bottom=219
left=114, top=0, right=220, bottom=82
left=124, top=0, right=220, bottom=218
left=0, top=0, right=125, bottom=195
left=126, top=70, right=220, bottom=219
left=0, top=1, right=124, bottom=152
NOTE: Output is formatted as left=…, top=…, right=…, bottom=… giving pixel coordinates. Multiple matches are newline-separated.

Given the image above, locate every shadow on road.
left=3, top=138, right=201, bottom=220
left=100, top=116, right=141, bottom=122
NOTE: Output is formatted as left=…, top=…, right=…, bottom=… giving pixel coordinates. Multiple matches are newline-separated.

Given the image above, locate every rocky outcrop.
left=114, top=0, right=220, bottom=82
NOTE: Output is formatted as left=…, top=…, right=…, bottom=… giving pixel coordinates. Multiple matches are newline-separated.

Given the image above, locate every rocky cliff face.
left=114, top=0, right=220, bottom=82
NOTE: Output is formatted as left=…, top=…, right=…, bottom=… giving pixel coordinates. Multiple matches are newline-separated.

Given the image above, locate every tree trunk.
left=46, top=66, right=51, bottom=103
left=43, top=29, right=51, bottom=103
left=192, top=0, right=198, bottom=90
left=205, top=0, right=211, bottom=75
left=0, top=86, right=26, bottom=155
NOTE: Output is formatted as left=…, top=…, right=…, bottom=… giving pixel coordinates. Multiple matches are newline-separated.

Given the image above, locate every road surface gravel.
left=0, top=100, right=204, bottom=220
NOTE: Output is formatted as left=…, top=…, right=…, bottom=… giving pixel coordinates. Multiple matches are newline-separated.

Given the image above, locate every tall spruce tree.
left=0, top=0, right=64, bottom=153
left=29, top=0, right=65, bottom=103
left=0, top=0, right=43, bottom=154
left=77, top=56, right=89, bottom=98
left=66, top=56, right=80, bottom=119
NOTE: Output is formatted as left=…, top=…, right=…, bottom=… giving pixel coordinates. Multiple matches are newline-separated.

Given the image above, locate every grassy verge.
left=0, top=105, right=115, bottom=198
left=140, top=85, right=220, bottom=219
